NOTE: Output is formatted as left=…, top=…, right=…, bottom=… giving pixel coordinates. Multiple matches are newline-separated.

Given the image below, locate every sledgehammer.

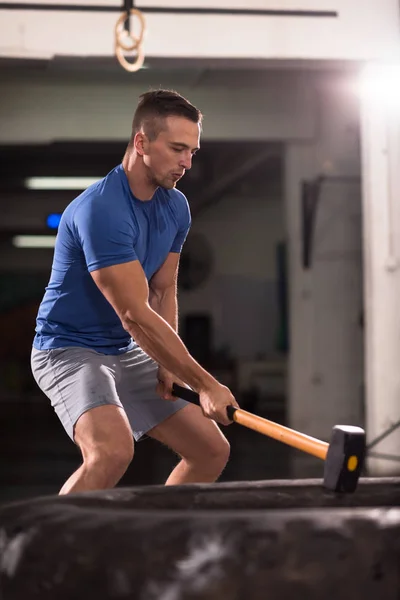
left=172, top=383, right=366, bottom=493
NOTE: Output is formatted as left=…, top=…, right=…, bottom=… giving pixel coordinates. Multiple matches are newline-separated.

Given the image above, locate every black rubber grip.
left=226, top=405, right=237, bottom=420
left=171, top=383, right=237, bottom=420
left=171, top=383, right=200, bottom=405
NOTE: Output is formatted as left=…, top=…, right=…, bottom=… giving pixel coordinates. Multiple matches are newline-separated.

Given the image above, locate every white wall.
left=0, top=0, right=399, bottom=61
left=285, top=74, right=364, bottom=474
left=360, top=67, right=400, bottom=476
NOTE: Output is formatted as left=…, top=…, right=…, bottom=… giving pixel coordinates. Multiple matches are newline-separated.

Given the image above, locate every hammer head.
left=323, top=425, right=366, bottom=493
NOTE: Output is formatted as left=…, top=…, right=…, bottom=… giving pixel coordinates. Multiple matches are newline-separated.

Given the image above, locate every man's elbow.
left=120, top=302, right=151, bottom=331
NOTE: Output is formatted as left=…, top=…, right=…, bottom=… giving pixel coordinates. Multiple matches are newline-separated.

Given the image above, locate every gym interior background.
left=0, top=0, right=399, bottom=503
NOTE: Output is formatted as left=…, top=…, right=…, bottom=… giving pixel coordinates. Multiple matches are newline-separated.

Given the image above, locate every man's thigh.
left=31, top=346, right=123, bottom=441
left=146, top=402, right=229, bottom=461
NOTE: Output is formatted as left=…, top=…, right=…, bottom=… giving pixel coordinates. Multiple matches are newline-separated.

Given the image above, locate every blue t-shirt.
left=33, top=164, right=191, bottom=354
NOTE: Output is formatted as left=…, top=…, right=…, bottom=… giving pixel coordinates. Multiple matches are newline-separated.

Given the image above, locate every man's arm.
left=149, top=253, right=186, bottom=399
left=148, top=252, right=180, bottom=332
left=90, top=259, right=237, bottom=425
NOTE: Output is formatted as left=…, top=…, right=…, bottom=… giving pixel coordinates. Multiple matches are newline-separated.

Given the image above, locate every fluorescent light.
left=13, top=235, right=57, bottom=248
left=25, top=176, right=101, bottom=190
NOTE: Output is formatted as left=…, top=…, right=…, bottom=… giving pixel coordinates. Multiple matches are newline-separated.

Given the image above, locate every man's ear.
left=134, top=131, right=148, bottom=156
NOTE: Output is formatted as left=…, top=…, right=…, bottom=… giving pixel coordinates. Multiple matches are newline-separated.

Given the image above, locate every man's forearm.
left=149, top=286, right=178, bottom=332
left=123, top=304, right=215, bottom=394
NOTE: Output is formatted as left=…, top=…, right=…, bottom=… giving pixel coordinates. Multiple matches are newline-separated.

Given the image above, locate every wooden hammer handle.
left=172, top=384, right=329, bottom=461
left=232, top=408, right=328, bottom=460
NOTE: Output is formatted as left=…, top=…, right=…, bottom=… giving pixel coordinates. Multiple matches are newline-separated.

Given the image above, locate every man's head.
left=129, top=89, right=202, bottom=190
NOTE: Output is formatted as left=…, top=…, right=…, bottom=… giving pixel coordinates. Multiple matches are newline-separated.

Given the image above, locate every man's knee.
left=74, top=405, right=134, bottom=480
left=90, top=442, right=134, bottom=470
left=210, top=435, right=231, bottom=467
left=81, top=442, right=133, bottom=486
left=196, top=434, right=230, bottom=474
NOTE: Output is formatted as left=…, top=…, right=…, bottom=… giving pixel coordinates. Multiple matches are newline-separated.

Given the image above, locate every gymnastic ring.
left=114, top=9, right=145, bottom=52
left=115, top=24, right=141, bottom=52
left=115, top=41, right=145, bottom=73
left=115, top=9, right=145, bottom=51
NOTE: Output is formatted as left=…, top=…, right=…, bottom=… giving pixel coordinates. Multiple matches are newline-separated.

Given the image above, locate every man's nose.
left=179, top=153, right=192, bottom=170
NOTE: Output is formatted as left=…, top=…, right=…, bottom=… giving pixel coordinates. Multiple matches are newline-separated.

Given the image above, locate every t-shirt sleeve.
left=170, top=193, right=191, bottom=253
left=73, top=198, right=138, bottom=272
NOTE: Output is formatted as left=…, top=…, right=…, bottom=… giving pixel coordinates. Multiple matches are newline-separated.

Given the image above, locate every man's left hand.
left=156, top=367, right=186, bottom=401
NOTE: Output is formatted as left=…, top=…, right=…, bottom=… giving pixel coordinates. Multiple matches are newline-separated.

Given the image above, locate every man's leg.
left=31, top=347, right=134, bottom=494
left=60, top=404, right=134, bottom=494
left=117, top=346, right=230, bottom=485
left=147, top=403, right=230, bottom=485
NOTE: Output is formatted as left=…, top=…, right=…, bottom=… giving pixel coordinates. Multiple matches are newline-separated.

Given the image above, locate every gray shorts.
left=31, top=345, right=188, bottom=442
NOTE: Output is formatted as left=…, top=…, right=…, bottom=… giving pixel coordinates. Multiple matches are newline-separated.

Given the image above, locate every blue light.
left=46, top=213, right=62, bottom=229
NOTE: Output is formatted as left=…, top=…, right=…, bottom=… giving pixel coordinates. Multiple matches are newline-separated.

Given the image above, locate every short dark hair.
left=130, top=89, right=202, bottom=143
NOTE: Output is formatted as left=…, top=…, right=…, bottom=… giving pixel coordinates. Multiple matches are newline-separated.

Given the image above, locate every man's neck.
left=122, top=153, right=157, bottom=202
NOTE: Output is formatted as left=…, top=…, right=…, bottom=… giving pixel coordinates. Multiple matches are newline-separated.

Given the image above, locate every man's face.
left=141, top=115, right=200, bottom=189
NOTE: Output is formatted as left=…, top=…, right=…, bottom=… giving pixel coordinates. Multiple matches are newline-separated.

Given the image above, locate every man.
left=31, top=89, right=239, bottom=494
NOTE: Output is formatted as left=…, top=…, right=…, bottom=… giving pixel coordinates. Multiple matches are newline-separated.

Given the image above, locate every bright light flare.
left=359, top=64, right=400, bottom=111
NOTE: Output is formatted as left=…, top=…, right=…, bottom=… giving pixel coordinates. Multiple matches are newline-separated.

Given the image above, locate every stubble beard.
left=157, top=174, right=176, bottom=190
left=148, top=170, right=175, bottom=190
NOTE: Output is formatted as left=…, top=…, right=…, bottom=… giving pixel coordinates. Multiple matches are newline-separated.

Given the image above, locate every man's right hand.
left=199, top=383, right=239, bottom=426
